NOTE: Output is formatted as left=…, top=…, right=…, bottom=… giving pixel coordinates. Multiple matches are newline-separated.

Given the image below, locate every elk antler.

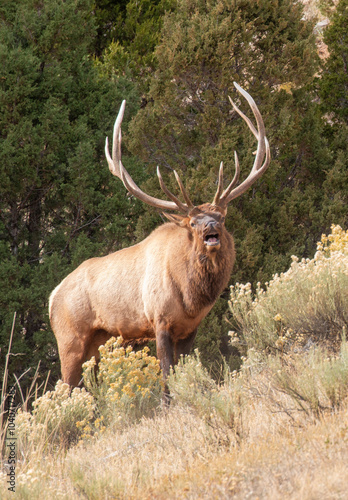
left=105, top=101, right=194, bottom=214
left=213, top=82, right=271, bottom=208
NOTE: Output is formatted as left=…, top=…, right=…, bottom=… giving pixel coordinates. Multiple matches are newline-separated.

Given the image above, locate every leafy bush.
left=16, top=381, right=95, bottom=451
left=82, top=337, right=163, bottom=427
left=229, top=225, right=348, bottom=353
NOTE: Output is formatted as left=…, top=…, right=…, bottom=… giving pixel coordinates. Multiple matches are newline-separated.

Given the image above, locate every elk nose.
left=207, top=220, right=218, bottom=229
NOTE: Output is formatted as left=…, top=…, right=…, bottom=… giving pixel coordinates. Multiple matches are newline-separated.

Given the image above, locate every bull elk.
left=49, top=82, right=270, bottom=397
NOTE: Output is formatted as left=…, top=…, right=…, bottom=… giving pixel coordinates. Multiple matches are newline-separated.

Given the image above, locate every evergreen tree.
left=0, top=0, right=141, bottom=387
left=93, top=0, right=129, bottom=56
left=319, top=0, right=347, bottom=122
left=96, top=0, right=174, bottom=89
left=318, top=0, right=348, bottom=227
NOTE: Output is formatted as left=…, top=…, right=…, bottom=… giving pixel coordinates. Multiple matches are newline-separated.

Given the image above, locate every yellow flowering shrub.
left=82, top=337, right=163, bottom=426
left=16, top=380, right=95, bottom=450
left=229, top=225, right=348, bottom=353
left=317, top=224, right=348, bottom=255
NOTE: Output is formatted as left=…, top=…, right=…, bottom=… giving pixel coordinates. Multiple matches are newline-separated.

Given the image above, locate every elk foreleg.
left=174, top=329, right=197, bottom=363
left=156, top=328, right=174, bottom=403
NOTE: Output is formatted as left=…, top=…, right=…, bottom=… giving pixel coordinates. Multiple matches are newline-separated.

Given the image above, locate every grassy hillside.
left=2, top=390, right=348, bottom=499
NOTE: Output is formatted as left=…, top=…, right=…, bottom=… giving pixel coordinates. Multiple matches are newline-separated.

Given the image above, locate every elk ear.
left=162, top=212, right=187, bottom=227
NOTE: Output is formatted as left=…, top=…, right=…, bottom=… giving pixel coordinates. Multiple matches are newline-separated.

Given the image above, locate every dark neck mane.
left=182, top=235, right=235, bottom=317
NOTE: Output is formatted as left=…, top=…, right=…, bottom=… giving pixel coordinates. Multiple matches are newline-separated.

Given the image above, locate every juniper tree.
left=319, top=0, right=347, bottom=122
left=318, top=0, right=348, bottom=228
left=96, top=0, right=174, bottom=89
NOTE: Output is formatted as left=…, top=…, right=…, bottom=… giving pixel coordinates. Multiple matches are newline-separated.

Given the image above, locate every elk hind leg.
left=58, top=335, right=89, bottom=387
left=60, top=329, right=113, bottom=387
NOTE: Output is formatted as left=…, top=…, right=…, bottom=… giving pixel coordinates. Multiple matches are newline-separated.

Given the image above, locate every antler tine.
left=216, top=82, right=270, bottom=207
left=156, top=167, right=188, bottom=213
left=212, top=157, right=241, bottom=206
left=113, top=100, right=126, bottom=170
left=105, top=100, right=191, bottom=213
left=228, top=96, right=258, bottom=139
left=173, top=171, right=195, bottom=209
left=221, top=152, right=240, bottom=197
left=212, top=162, right=224, bottom=206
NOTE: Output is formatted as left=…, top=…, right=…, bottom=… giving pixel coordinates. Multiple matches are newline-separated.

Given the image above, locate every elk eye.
left=190, top=222, right=196, bottom=228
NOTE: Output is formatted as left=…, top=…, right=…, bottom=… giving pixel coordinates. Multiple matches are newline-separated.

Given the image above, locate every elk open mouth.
left=204, top=233, right=220, bottom=247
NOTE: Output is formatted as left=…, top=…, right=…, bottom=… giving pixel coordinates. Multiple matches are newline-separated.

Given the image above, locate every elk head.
left=105, top=82, right=270, bottom=249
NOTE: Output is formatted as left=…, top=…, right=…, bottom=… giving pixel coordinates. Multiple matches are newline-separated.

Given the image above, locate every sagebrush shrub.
left=229, top=225, right=348, bottom=352
left=168, top=350, right=244, bottom=440
left=318, top=224, right=348, bottom=254
left=267, top=337, right=348, bottom=417
left=16, top=380, right=95, bottom=450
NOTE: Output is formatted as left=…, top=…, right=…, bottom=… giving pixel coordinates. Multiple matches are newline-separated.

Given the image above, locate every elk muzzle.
left=203, top=219, right=222, bottom=249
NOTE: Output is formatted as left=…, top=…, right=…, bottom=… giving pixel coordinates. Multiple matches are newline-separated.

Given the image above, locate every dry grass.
left=146, top=411, right=348, bottom=500
left=1, top=384, right=348, bottom=499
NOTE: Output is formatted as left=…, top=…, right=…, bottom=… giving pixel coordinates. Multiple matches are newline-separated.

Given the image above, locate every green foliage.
left=92, top=0, right=129, bottom=56
left=319, top=0, right=348, bottom=122
left=168, top=350, right=244, bottom=438
left=129, top=0, right=318, bottom=168
left=194, top=297, right=242, bottom=378
left=318, top=0, right=348, bottom=236
left=95, top=0, right=174, bottom=86
left=83, top=337, right=163, bottom=426
left=318, top=0, right=337, bottom=17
